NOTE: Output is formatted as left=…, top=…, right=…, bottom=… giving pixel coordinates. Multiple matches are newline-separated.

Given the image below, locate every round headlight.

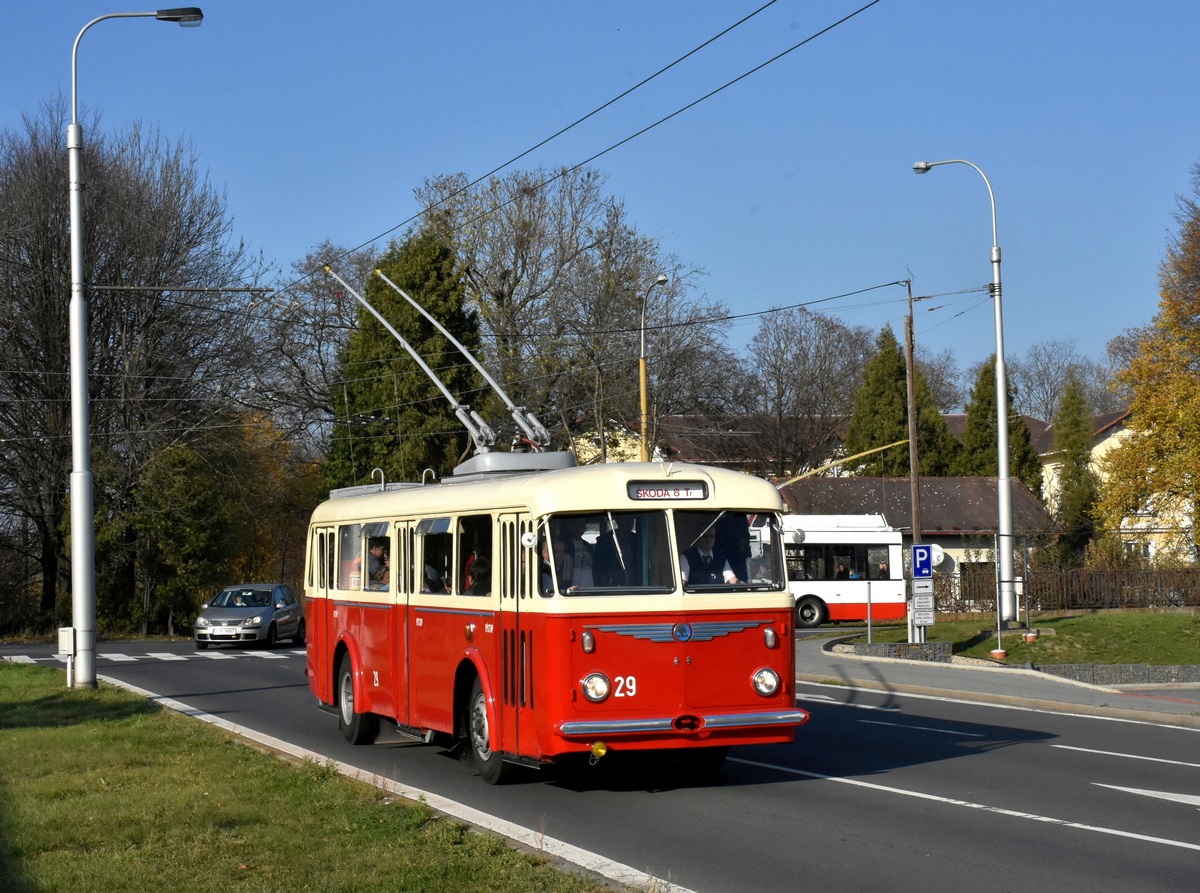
left=195, top=617, right=209, bottom=628
left=752, top=668, right=781, bottom=697
left=581, top=673, right=611, bottom=702
left=243, top=615, right=262, bottom=627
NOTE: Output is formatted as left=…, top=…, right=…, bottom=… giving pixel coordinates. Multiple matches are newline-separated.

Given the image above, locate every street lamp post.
left=67, top=7, right=204, bottom=688
left=913, top=159, right=1017, bottom=625
left=638, top=274, right=668, bottom=462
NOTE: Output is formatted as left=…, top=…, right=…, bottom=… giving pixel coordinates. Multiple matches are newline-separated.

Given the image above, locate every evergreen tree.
left=953, top=357, right=1042, bottom=493
left=1050, top=374, right=1099, bottom=566
left=843, top=327, right=958, bottom=475
left=325, top=230, right=481, bottom=488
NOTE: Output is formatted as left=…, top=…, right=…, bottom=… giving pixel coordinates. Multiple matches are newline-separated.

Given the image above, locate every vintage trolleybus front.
left=304, top=458, right=808, bottom=784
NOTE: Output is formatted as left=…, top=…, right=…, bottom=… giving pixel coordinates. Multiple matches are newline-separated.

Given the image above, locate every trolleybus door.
left=394, top=522, right=413, bottom=726
left=310, top=525, right=335, bottom=703
left=497, top=513, right=534, bottom=759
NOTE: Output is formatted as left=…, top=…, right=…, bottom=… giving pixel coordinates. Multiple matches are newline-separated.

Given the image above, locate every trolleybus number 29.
left=614, top=676, right=637, bottom=697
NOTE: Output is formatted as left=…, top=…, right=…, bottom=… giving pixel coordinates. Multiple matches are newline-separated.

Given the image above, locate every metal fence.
left=935, top=567, right=1200, bottom=614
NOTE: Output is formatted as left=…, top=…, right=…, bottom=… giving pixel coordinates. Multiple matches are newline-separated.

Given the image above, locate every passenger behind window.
left=466, top=558, right=491, bottom=595
left=366, top=537, right=390, bottom=590
left=680, top=528, right=740, bottom=585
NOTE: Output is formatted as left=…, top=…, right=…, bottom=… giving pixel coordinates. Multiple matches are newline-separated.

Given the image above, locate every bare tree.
left=995, top=338, right=1122, bottom=421
left=0, top=99, right=264, bottom=630
left=252, top=242, right=377, bottom=459
left=745, top=307, right=873, bottom=477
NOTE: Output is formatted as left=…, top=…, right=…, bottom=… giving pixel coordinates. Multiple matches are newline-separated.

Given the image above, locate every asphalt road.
left=4, top=639, right=1199, bottom=892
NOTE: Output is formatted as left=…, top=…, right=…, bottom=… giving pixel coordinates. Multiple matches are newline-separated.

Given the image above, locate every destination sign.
left=628, top=481, right=708, bottom=501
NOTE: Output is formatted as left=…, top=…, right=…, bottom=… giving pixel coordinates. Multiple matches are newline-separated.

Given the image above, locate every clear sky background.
left=6, top=1, right=1199, bottom=379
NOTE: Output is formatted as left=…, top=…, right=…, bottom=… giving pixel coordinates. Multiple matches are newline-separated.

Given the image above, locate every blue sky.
left=6, top=1, right=1200, bottom=375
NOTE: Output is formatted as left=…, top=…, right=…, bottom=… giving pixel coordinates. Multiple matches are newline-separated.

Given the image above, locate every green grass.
left=854, top=609, right=1200, bottom=665
left=0, top=664, right=613, bottom=893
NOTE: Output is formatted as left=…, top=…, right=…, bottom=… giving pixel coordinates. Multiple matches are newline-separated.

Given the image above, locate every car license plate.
left=211, top=627, right=238, bottom=637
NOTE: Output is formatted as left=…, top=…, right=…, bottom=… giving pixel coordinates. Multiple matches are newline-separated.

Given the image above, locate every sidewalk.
left=794, top=635, right=1200, bottom=729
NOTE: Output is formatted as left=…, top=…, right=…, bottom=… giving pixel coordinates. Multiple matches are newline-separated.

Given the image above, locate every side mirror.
left=520, top=531, right=538, bottom=549
left=786, top=530, right=805, bottom=545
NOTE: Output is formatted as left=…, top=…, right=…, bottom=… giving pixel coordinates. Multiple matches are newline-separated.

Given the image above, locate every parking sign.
left=911, top=544, right=933, bottom=578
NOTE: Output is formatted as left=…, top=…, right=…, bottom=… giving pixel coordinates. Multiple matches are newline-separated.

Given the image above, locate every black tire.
left=264, top=623, right=278, bottom=649
left=293, top=619, right=306, bottom=647
left=796, top=596, right=826, bottom=629
left=337, top=654, right=377, bottom=745
left=467, top=676, right=512, bottom=784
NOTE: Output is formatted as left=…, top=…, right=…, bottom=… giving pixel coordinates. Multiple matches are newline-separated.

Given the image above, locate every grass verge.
left=852, top=609, right=1200, bottom=664
left=0, top=663, right=611, bottom=893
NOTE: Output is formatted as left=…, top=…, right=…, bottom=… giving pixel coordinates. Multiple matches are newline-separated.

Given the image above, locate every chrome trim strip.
left=702, top=710, right=809, bottom=728
left=558, top=709, right=808, bottom=737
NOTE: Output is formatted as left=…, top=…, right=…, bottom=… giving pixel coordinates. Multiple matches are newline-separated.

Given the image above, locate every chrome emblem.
left=673, top=622, right=694, bottom=642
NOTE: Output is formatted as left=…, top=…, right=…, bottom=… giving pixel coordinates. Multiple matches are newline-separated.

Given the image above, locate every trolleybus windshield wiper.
left=325, top=266, right=496, bottom=454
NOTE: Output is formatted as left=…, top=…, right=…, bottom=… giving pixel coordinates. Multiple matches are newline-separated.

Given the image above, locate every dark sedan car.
left=194, top=583, right=305, bottom=649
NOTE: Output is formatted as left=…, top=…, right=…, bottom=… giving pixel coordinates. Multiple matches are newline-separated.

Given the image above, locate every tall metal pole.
left=67, top=8, right=204, bottom=688
left=913, top=159, right=1016, bottom=623
left=639, top=274, right=668, bottom=462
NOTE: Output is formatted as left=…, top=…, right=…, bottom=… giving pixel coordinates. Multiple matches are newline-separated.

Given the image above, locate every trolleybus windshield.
left=542, top=510, right=785, bottom=594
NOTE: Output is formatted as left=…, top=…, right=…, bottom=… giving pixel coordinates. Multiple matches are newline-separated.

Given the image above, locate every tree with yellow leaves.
left=1096, top=164, right=1200, bottom=563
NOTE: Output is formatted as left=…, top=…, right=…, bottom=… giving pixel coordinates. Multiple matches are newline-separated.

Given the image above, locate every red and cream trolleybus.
left=304, top=453, right=809, bottom=783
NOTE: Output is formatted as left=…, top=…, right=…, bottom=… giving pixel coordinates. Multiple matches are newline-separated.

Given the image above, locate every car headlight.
left=195, top=617, right=208, bottom=628
left=581, top=673, right=611, bottom=702
left=242, top=615, right=262, bottom=627
left=752, top=668, right=781, bottom=697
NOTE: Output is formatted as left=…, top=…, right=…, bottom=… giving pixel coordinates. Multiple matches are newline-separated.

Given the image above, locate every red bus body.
left=305, top=457, right=807, bottom=780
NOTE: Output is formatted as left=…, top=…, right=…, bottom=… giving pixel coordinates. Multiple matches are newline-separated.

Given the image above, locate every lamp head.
left=912, top=161, right=933, bottom=174
left=156, top=7, right=204, bottom=26
left=654, top=274, right=668, bottom=287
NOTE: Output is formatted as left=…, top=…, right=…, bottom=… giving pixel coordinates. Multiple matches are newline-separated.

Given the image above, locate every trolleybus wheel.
left=337, top=654, right=377, bottom=745
left=796, top=596, right=826, bottom=629
left=468, top=676, right=512, bottom=784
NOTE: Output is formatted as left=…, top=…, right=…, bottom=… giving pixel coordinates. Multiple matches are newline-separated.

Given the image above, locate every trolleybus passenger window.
left=338, top=523, right=363, bottom=590
left=458, top=515, right=493, bottom=595
left=416, top=517, right=451, bottom=593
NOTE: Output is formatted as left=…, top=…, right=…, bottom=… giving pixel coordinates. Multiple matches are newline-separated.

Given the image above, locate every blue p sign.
left=912, top=544, right=933, bottom=578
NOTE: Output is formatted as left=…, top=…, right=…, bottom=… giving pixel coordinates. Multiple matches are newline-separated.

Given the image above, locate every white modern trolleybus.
left=303, top=270, right=808, bottom=783
left=752, top=513, right=906, bottom=628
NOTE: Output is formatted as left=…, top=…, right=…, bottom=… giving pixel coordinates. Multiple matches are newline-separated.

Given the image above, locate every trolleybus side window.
left=790, top=543, right=885, bottom=582
left=361, top=521, right=390, bottom=591
left=458, top=514, right=493, bottom=595
left=416, top=517, right=451, bottom=593
left=338, top=523, right=363, bottom=590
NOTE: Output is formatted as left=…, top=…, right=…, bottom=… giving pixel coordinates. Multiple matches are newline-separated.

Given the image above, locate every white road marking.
left=145, top=652, right=188, bottom=662
left=196, top=651, right=238, bottom=660
left=4, top=655, right=35, bottom=664
left=797, top=680, right=1200, bottom=732
left=1052, top=744, right=1200, bottom=769
left=96, top=674, right=700, bottom=893
left=101, top=653, right=139, bottom=663
left=1095, top=785, right=1200, bottom=809
left=243, top=651, right=290, bottom=659
left=859, top=719, right=986, bottom=737
left=730, top=757, right=1200, bottom=853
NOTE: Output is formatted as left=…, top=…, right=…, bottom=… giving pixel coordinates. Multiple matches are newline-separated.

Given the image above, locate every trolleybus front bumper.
left=556, top=708, right=809, bottom=737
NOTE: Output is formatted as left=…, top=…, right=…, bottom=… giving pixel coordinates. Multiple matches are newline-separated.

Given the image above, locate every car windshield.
left=213, top=589, right=272, bottom=608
